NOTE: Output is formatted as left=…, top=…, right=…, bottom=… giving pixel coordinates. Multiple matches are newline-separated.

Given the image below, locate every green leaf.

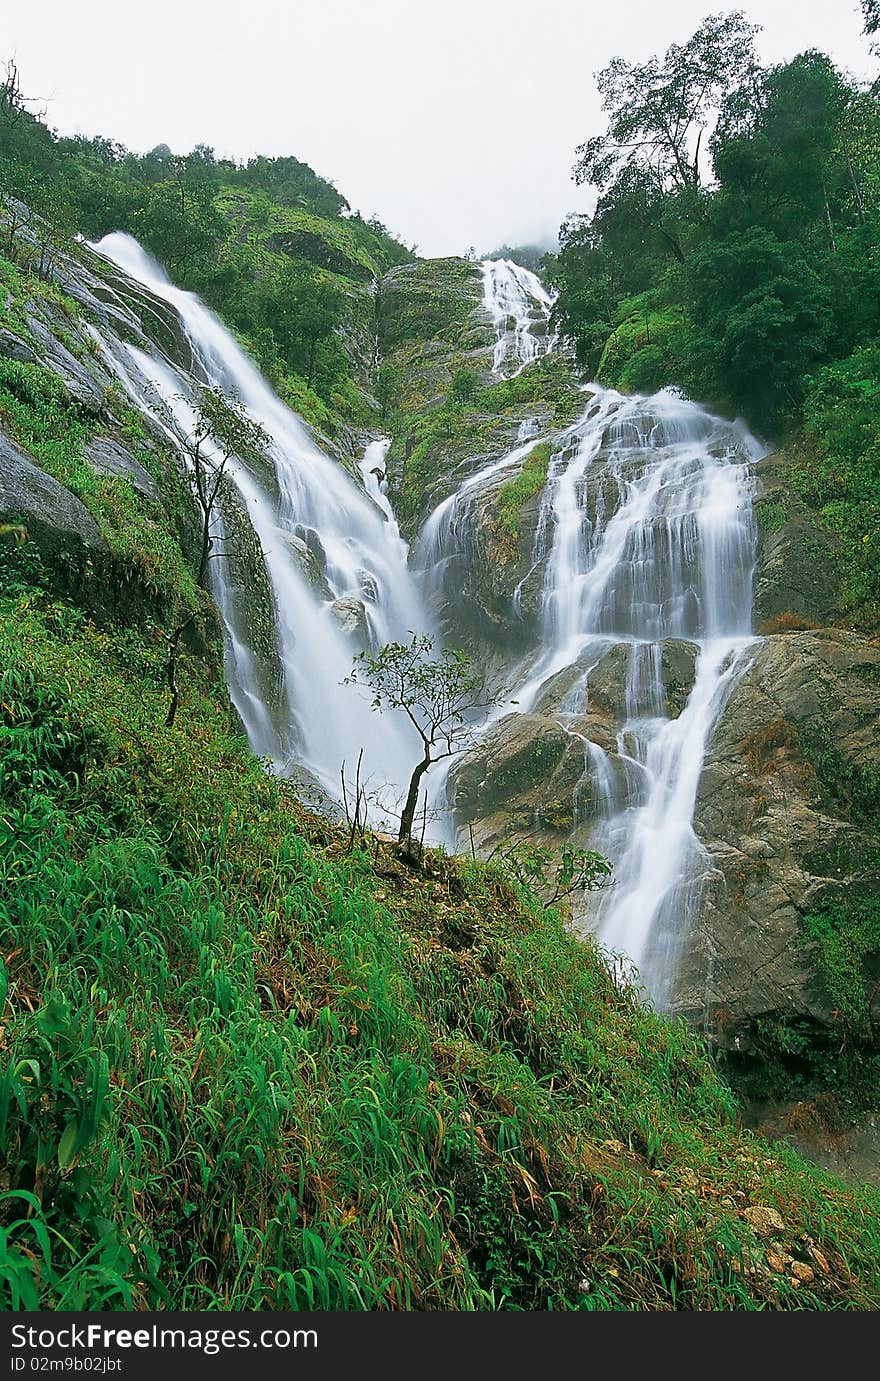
left=58, top=1118, right=80, bottom=1171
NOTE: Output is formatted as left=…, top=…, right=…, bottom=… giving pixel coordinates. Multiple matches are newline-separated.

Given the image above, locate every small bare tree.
left=0, top=59, right=45, bottom=125
left=165, top=385, right=268, bottom=727
left=346, top=633, right=498, bottom=859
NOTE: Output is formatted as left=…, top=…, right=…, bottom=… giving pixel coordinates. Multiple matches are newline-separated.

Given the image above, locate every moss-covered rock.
left=753, top=450, right=847, bottom=630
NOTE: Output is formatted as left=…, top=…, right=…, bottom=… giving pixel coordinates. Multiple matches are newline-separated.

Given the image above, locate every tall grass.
left=1, top=598, right=879, bottom=1311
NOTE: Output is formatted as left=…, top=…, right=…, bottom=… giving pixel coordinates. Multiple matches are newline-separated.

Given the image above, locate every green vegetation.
left=3, top=592, right=880, bottom=1309
left=0, top=355, right=195, bottom=609
left=0, top=65, right=412, bottom=431
left=347, top=634, right=496, bottom=855
left=799, top=720, right=880, bottom=826
left=803, top=892, right=880, bottom=1036
left=551, top=15, right=879, bottom=429
left=494, top=839, right=612, bottom=909
left=388, top=357, right=580, bottom=525
left=495, top=442, right=552, bottom=544
left=754, top=497, right=788, bottom=535
left=376, top=258, right=481, bottom=355
left=3, top=30, right=880, bottom=1316
left=724, top=1013, right=880, bottom=1124
left=795, top=347, right=880, bottom=625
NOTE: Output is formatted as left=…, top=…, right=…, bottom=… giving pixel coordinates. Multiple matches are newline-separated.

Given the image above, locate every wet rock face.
left=84, top=436, right=163, bottom=506
left=0, top=431, right=106, bottom=576
left=529, top=639, right=700, bottom=728
left=213, top=479, right=286, bottom=728
left=329, top=596, right=369, bottom=643
left=284, top=531, right=333, bottom=600
left=449, top=712, right=590, bottom=850
left=22, top=313, right=107, bottom=412
left=0, top=326, right=41, bottom=367
left=435, top=466, right=550, bottom=649
left=674, top=629, right=880, bottom=1041
left=450, top=624, right=880, bottom=1046
left=450, top=636, right=702, bottom=853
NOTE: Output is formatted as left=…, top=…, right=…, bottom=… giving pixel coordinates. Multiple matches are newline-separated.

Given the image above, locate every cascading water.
left=415, top=423, right=548, bottom=615
left=524, top=387, right=762, bottom=1003
left=481, top=258, right=554, bottom=376
left=416, top=262, right=556, bottom=612
left=417, top=292, right=763, bottom=1002
left=91, top=233, right=432, bottom=808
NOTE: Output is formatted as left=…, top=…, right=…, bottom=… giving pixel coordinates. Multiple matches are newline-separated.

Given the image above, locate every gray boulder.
left=84, top=436, right=163, bottom=506
left=0, top=431, right=105, bottom=565
left=0, top=326, right=40, bottom=366
left=329, top=596, right=369, bottom=642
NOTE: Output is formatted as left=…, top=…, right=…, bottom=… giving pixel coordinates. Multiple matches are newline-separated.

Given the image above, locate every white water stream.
left=481, top=258, right=555, bottom=375
left=522, top=388, right=762, bottom=1001
left=418, top=271, right=763, bottom=1004
left=93, top=233, right=428, bottom=807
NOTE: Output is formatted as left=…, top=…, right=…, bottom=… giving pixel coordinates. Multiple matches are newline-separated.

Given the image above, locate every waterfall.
left=415, top=429, right=549, bottom=615
left=419, top=380, right=763, bottom=1005
left=86, top=232, right=763, bottom=1005
left=481, top=258, right=555, bottom=376
left=415, top=262, right=556, bottom=611
left=532, top=387, right=762, bottom=1002
left=91, top=233, right=432, bottom=810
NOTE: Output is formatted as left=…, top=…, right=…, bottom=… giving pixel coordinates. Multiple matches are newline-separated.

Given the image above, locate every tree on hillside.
left=574, top=11, right=760, bottom=199
left=547, top=217, right=619, bottom=370
left=346, top=634, right=498, bottom=858
left=711, top=51, right=852, bottom=239
left=0, top=59, right=44, bottom=126
left=257, top=262, right=344, bottom=387
left=134, top=160, right=227, bottom=278
left=449, top=368, right=480, bottom=408
left=559, top=12, right=762, bottom=308
left=686, top=227, right=834, bottom=427
left=486, top=243, right=551, bottom=273
left=496, top=839, right=612, bottom=909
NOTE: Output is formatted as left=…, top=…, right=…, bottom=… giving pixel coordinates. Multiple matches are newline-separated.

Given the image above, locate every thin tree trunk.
left=844, top=147, right=866, bottom=223
left=692, top=128, right=702, bottom=188
left=398, top=748, right=431, bottom=854
left=821, top=175, right=837, bottom=256
left=165, top=615, right=194, bottom=728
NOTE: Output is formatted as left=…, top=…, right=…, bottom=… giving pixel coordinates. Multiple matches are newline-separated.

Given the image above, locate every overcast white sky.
left=2, top=1, right=873, bottom=256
